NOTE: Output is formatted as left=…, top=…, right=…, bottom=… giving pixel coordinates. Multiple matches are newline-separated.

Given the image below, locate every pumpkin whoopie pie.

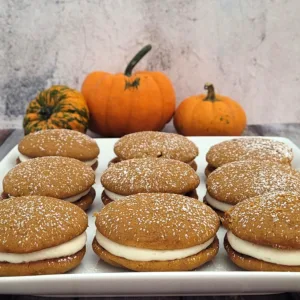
left=224, top=192, right=300, bottom=271
left=205, top=138, right=293, bottom=177
left=93, top=193, right=220, bottom=271
left=111, top=131, right=198, bottom=170
left=204, top=160, right=300, bottom=222
left=0, top=196, right=88, bottom=276
left=2, top=156, right=95, bottom=211
left=18, top=129, right=100, bottom=170
left=101, top=158, right=200, bottom=205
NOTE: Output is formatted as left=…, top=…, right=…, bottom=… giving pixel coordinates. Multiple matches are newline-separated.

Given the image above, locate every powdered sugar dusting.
left=207, top=160, right=300, bottom=204
left=206, top=138, right=293, bottom=167
left=101, top=158, right=199, bottom=195
left=226, top=192, right=300, bottom=249
left=18, top=129, right=99, bottom=160
left=3, top=156, right=95, bottom=198
left=96, top=193, right=219, bottom=250
left=0, top=196, right=87, bottom=253
left=114, top=132, right=198, bottom=163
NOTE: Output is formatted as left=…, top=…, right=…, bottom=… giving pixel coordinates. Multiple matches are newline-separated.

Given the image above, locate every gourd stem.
left=204, top=83, right=216, bottom=101
left=124, top=45, right=152, bottom=76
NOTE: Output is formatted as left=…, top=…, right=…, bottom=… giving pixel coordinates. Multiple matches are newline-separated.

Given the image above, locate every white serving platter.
left=1, top=136, right=300, bottom=296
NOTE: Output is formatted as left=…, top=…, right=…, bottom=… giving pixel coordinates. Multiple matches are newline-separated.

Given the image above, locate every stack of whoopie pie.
left=111, top=131, right=199, bottom=170
left=205, top=138, right=293, bottom=177
left=4, top=129, right=300, bottom=275
left=101, top=158, right=199, bottom=205
left=18, top=129, right=100, bottom=170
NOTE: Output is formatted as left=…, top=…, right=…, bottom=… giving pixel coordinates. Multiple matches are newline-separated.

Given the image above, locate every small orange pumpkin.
left=174, top=83, right=246, bottom=136
left=81, top=45, right=176, bottom=137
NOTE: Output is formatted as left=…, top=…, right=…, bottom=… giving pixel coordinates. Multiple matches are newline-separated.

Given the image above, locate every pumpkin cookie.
left=224, top=192, right=300, bottom=271
left=2, top=156, right=95, bottom=211
left=101, top=158, right=200, bottom=205
left=205, top=138, right=293, bottom=176
left=205, top=160, right=300, bottom=221
left=18, top=129, right=100, bottom=170
left=111, top=131, right=198, bottom=170
left=0, top=196, right=88, bottom=276
left=93, top=193, right=219, bottom=271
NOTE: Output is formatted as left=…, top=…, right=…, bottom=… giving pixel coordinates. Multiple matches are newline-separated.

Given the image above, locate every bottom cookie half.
left=74, top=187, right=96, bottom=211
left=224, top=235, right=300, bottom=272
left=0, top=247, right=86, bottom=276
left=92, top=237, right=219, bottom=272
left=204, top=164, right=217, bottom=177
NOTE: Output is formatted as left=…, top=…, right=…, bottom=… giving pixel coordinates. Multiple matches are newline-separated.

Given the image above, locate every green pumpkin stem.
left=204, top=83, right=217, bottom=102
left=124, top=45, right=152, bottom=76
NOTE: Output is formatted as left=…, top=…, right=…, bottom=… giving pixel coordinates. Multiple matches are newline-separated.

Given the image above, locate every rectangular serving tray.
left=1, top=136, right=300, bottom=296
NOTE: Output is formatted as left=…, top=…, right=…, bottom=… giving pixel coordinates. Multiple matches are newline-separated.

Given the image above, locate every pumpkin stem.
left=124, top=44, right=152, bottom=76
left=39, top=106, right=53, bottom=120
left=204, top=83, right=217, bottom=102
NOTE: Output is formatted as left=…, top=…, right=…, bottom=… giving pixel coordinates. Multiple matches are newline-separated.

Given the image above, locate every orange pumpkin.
left=174, top=83, right=246, bottom=136
left=81, top=45, right=176, bottom=137
left=23, top=85, right=89, bottom=135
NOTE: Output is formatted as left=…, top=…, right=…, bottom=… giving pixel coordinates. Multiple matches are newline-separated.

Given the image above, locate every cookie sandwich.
left=18, top=129, right=100, bottom=170
left=101, top=158, right=200, bottom=205
left=205, top=138, right=293, bottom=177
left=93, top=193, right=219, bottom=271
left=205, top=160, right=300, bottom=221
left=2, top=156, right=95, bottom=211
left=224, top=192, right=300, bottom=271
left=0, top=196, right=88, bottom=276
left=111, top=131, right=198, bottom=170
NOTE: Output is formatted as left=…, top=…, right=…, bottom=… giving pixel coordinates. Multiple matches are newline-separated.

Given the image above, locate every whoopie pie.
left=205, top=138, right=293, bottom=177
left=2, top=156, right=95, bottom=211
left=111, top=131, right=199, bottom=170
left=18, top=129, right=100, bottom=170
left=101, top=158, right=200, bottom=205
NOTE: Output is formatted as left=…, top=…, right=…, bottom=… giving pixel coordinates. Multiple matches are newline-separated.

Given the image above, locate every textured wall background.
left=1, top=0, right=300, bottom=128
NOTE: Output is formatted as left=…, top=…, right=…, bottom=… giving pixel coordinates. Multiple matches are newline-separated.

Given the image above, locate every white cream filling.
left=104, top=189, right=128, bottom=201
left=187, top=160, right=195, bottom=166
left=18, top=153, right=32, bottom=162
left=227, top=231, right=300, bottom=266
left=205, top=192, right=233, bottom=212
left=19, top=153, right=97, bottom=167
left=96, top=230, right=214, bottom=261
left=63, top=188, right=91, bottom=203
left=0, top=232, right=87, bottom=264
left=82, top=157, right=98, bottom=167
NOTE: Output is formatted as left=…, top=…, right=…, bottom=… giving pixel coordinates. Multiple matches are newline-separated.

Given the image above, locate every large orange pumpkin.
left=81, top=45, right=176, bottom=137
left=23, top=85, right=89, bottom=135
left=174, top=83, right=246, bottom=136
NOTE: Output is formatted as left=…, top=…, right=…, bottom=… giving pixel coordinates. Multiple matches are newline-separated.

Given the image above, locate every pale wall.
left=1, top=0, right=300, bottom=128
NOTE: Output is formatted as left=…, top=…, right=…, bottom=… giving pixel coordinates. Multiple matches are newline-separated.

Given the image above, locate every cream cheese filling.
left=205, top=192, right=233, bottom=212
left=63, top=188, right=91, bottom=203
left=96, top=230, right=214, bottom=261
left=104, top=189, right=128, bottom=201
left=227, top=231, right=300, bottom=266
left=187, top=160, right=195, bottom=166
left=0, top=232, right=87, bottom=263
left=19, top=153, right=97, bottom=167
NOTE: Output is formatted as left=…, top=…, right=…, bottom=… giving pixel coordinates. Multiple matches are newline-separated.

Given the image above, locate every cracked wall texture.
left=1, top=0, right=300, bottom=128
